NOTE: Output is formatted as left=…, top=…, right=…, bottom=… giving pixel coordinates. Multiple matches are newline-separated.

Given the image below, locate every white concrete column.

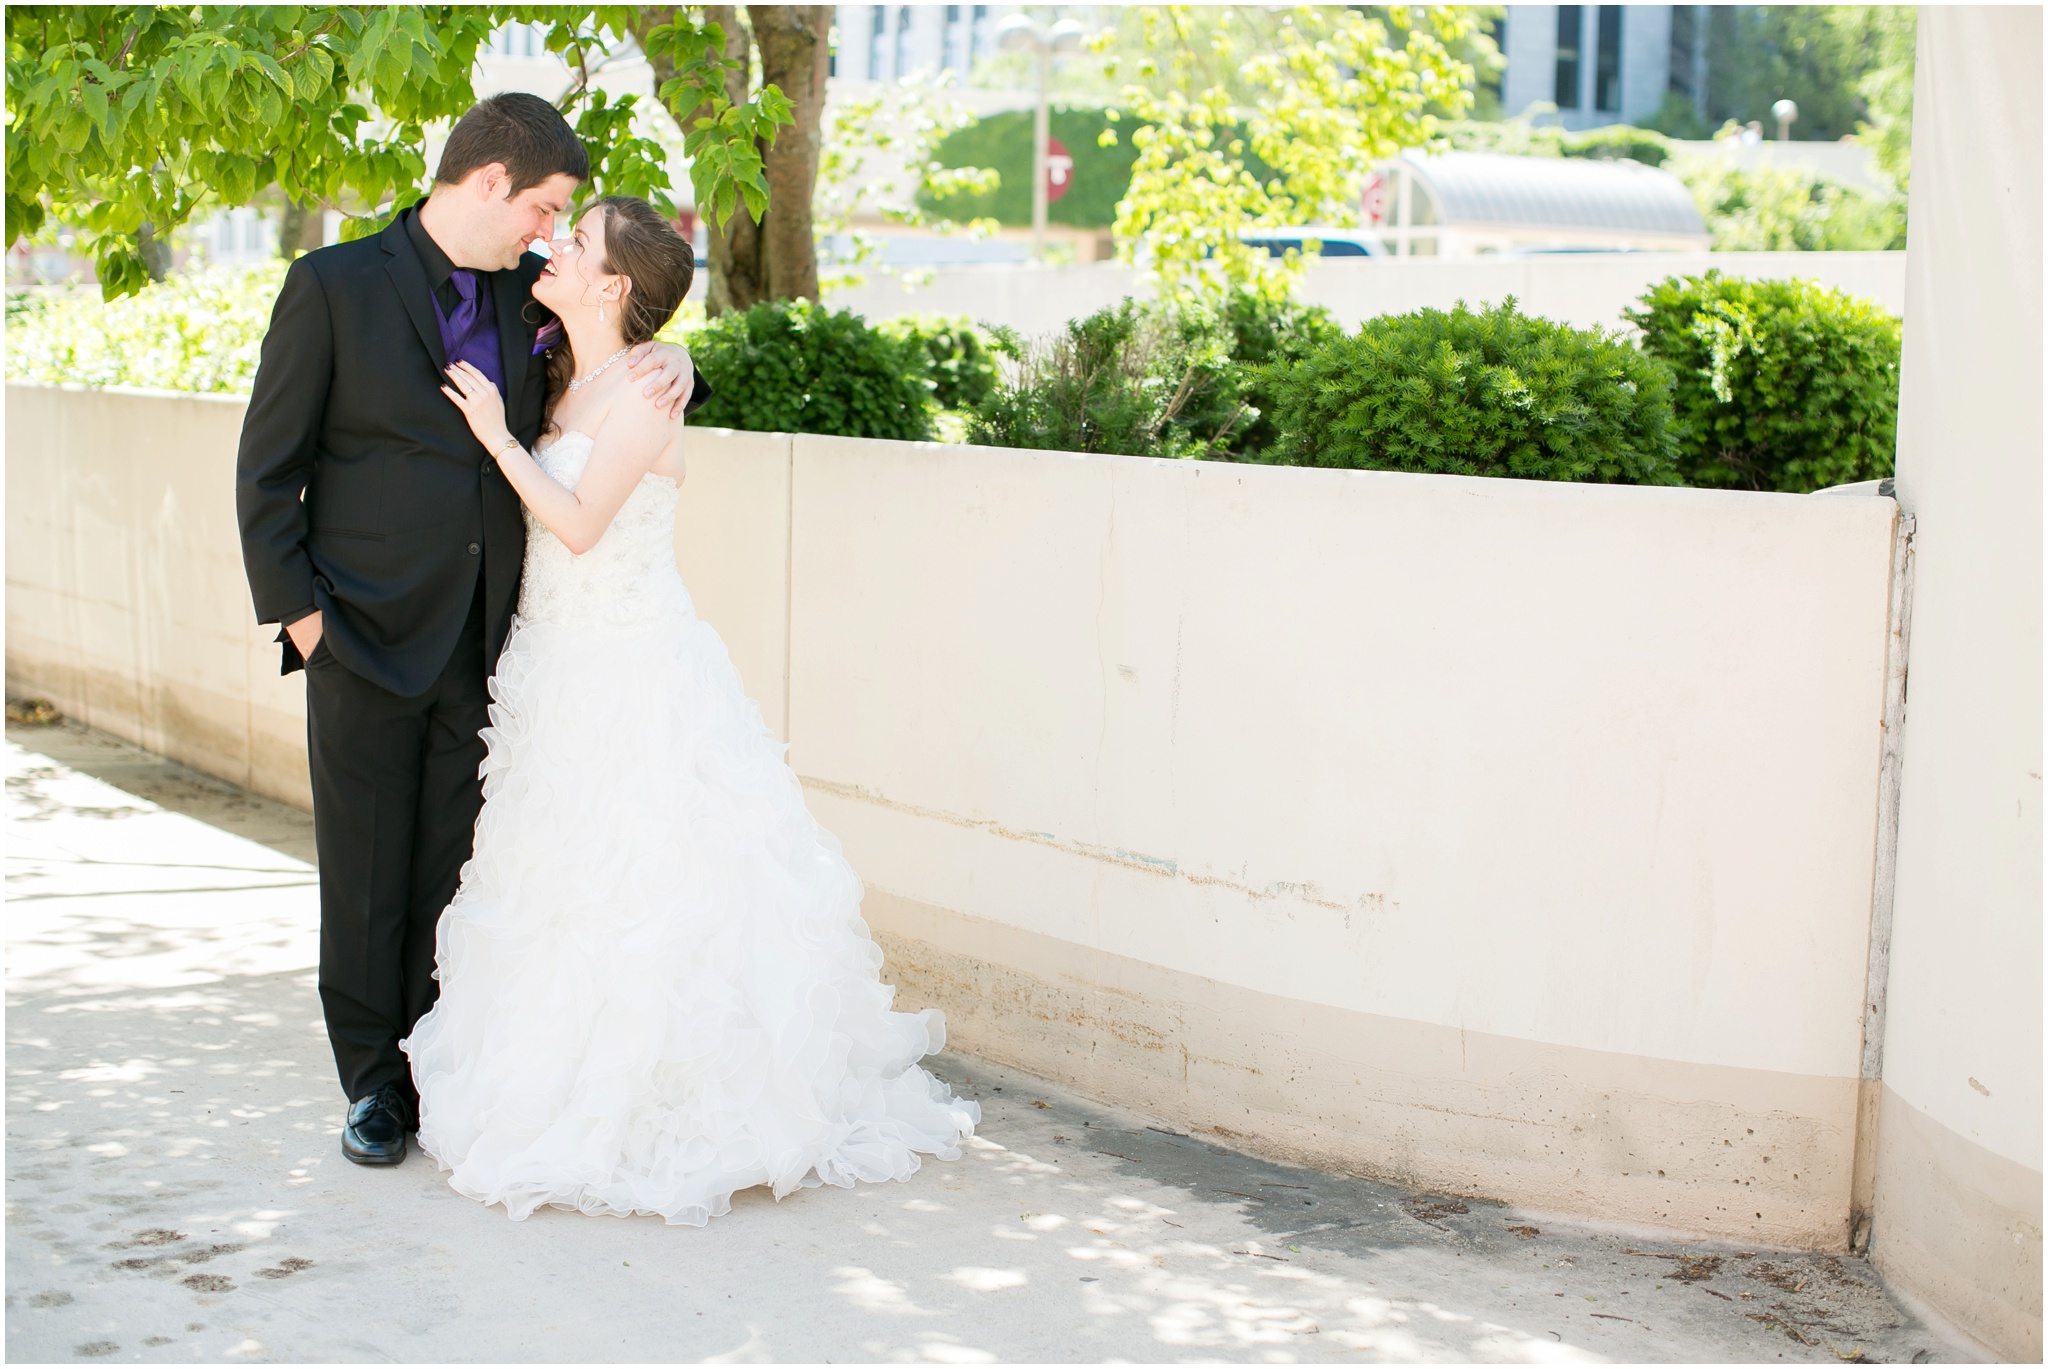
left=1873, top=7, right=2043, bottom=1360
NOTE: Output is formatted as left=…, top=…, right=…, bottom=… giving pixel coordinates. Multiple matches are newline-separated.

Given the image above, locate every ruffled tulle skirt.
left=402, top=603, right=979, bottom=1226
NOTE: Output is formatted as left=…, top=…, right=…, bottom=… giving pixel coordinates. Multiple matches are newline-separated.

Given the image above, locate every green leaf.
left=252, top=51, right=292, bottom=98
left=297, top=43, right=334, bottom=97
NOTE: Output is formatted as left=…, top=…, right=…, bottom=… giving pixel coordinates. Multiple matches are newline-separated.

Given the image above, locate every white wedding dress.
left=402, top=429, right=978, bottom=1225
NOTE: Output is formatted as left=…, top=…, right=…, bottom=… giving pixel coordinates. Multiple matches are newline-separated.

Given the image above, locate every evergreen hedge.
left=686, top=299, right=935, bottom=441
left=1260, top=299, right=1681, bottom=485
left=1626, top=272, right=1901, bottom=492
left=874, top=311, right=1001, bottom=412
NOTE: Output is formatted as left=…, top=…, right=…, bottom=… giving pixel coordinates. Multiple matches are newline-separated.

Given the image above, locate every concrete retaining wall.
left=8, top=381, right=1902, bottom=1255
left=5, top=385, right=314, bottom=808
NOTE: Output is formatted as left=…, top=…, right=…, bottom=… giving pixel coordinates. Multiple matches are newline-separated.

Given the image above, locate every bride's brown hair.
left=537, top=195, right=695, bottom=435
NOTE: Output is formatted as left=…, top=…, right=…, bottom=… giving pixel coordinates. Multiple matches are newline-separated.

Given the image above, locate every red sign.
left=1359, top=172, right=1387, bottom=225
left=1045, top=136, right=1073, bottom=203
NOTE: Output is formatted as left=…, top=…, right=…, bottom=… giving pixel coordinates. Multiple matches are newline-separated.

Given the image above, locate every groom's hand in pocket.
left=286, top=610, right=324, bottom=660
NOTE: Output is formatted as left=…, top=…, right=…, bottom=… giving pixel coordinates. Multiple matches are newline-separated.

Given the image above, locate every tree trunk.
left=745, top=4, right=831, bottom=304
left=277, top=199, right=324, bottom=259
left=705, top=6, right=768, bottom=315
left=633, top=4, right=831, bottom=317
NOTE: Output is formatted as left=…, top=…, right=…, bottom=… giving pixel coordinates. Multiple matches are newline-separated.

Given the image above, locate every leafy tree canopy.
left=1089, top=5, right=1481, bottom=307
left=4, top=5, right=794, bottom=298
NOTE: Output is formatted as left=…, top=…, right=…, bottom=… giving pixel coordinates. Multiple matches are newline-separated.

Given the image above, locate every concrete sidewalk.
left=5, top=721, right=1983, bottom=1364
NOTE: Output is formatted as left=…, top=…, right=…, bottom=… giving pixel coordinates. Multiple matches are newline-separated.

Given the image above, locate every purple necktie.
left=434, top=267, right=505, bottom=393
left=447, top=267, right=479, bottom=335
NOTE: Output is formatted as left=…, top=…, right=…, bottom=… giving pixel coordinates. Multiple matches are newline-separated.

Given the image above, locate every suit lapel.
left=493, top=261, right=534, bottom=411
left=380, top=216, right=447, bottom=371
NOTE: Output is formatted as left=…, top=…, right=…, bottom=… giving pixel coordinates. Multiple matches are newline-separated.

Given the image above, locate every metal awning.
left=1395, top=150, right=1707, bottom=237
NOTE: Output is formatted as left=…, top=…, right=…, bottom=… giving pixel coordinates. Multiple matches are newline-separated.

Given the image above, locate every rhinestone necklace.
left=567, top=346, right=633, bottom=393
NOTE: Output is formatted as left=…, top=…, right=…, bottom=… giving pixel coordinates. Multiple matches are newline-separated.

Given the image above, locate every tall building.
left=831, top=5, right=1015, bottom=85
left=1499, top=5, right=1708, bottom=131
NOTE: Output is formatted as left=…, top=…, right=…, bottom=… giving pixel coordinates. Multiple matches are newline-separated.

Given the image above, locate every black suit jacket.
left=236, top=209, right=545, bottom=697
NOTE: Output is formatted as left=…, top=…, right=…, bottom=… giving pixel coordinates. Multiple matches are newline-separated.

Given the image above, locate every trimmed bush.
left=687, top=299, right=934, bottom=441
left=875, top=312, right=1001, bottom=412
left=1260, top=299, right=1680, bottom=485
left=1626, top=272, right=1901, bottom=492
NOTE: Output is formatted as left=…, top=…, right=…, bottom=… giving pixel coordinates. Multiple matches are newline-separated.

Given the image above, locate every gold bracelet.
left=495, top=434, right=523, bottom=458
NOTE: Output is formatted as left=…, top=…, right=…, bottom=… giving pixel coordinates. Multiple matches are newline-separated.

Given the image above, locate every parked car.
left=1237, top=226, right=1386, bottom=258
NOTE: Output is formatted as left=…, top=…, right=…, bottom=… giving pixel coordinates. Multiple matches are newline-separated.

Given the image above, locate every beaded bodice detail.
left=517, top=430, right=689, bottom=626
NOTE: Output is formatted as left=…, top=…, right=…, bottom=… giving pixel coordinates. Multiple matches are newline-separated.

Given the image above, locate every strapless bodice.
left=517, top=430, right=691, bottom=627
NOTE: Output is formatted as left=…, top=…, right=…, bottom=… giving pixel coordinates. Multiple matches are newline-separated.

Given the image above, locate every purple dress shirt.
left=432, top=265, right=504, bottom=395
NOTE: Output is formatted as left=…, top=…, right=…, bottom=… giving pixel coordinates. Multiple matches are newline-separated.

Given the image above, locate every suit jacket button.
left=467, top=542, right=481, bottom=555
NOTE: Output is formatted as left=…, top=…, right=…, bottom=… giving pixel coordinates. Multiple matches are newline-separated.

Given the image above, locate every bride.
left=413, top=195, right=978, bottom=1225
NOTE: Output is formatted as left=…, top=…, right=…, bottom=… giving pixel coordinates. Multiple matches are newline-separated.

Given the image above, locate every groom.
left=236, top=94, right=701, bottom=1166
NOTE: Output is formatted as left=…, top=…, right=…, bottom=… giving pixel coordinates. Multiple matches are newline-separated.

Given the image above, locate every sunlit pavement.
left=6, top=722, right=1983, bottom=1364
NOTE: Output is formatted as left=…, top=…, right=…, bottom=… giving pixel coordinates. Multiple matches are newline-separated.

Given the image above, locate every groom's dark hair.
left=435, top=93, right=590, bottom=194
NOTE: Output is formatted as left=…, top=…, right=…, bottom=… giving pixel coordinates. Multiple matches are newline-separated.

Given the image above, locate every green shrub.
left=1625, top=272, right=1900, bottom=492
left=1561, top=123, right=1675, bottom=167
left=1204, top=291, right=1346, bottom=462
left=1440, top=118, right=1673, bottom=166
left=4, top=263, right=286, bottom=393
left=874, top=312, right=1001, bottom=412
left=967, top=297, right=1237, bottom=459
left=964, top=292, right=1343, bottom=463
left=1668, top=154, right=1907, bottom=251
left=686, top=299, right=934, bottom=441
left=1260, top=299, right=1680, bottom=485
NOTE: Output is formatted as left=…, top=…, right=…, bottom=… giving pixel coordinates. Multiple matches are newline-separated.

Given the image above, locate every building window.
left=895, top=6, right=914, bottom=79
left=828, top=19, right=839, bottom=78
left=869, top=6, right=887, bottom=80
left=1482, top=11, right=1505, bottom=105
left=1554, top=6, right=1582, bottom=109
left=945, top=5, right=962, bottom=73
left=1594, top=6, right=1623, bottom=113
left=492, top=22, right=541, bottom=58
left=971, top=5, right=990, bottom=66
left=1668, top=4, right=1708, bottom=118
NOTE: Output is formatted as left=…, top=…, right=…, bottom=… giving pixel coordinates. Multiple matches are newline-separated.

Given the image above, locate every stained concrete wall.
left=3, top=386, right=800, bottom=799
left=7, top=385, right=1903, bottom=1255
left=778, top=435, right=1898, bottom=1252
left=1871, top=8, right=2044, bottom=1360
left=824, top=250, right=1906, bottom=339
left=4, top=386, right=314, bottom=809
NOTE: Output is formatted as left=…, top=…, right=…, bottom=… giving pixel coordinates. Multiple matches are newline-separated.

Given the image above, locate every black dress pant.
left=304, top=582, right=490, bottom=1121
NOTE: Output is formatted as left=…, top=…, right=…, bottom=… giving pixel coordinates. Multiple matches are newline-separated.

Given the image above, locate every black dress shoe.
left=341, top=1085, right=411, bottom=1165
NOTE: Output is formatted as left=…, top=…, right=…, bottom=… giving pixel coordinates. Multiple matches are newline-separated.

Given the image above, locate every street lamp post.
left=1772, top=98, right=1799, bottom=142
left=994, top=13, right=1085, bottom=263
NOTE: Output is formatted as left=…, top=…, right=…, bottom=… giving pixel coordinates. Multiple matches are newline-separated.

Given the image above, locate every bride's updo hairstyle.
left=540, top=194, right=696, bottom=431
